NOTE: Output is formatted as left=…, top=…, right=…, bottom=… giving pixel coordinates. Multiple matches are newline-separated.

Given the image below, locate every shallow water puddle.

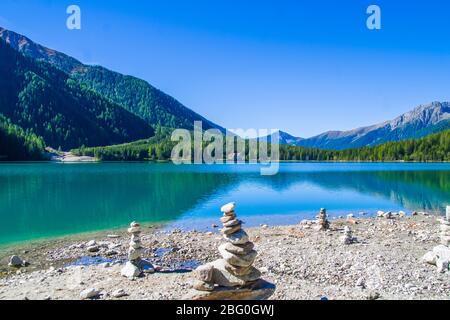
left=67, top=256, right=114, bottom=267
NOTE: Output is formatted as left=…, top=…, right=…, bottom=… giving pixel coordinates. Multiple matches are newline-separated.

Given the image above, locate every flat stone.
left=422, top=251, right=436, bottom=265
left=209, top=260, right=245, bottom=287
left=221, top=202, right=236, bottom=214
left=86, top=245, right=100, bottom=253
left=80, top=288, right=100, bottom=299
left=184, top=279, right=275, bottom=300
left=209, top=259, right=261, bottom=287
left=221, top=223, right=242, bottom=235
left=193, top=280, right=215, bottom=292
left=221, top=215, right=236, bottom=223
left=128, top=227, right=141, bottom=234
left=128, top=247, right=143, bottom=260
left=121, top=261, right=142, bottom=278
left=219, top=245, right=257, bottom=267
left=223, top=263, right=253, bottom=276
left=223, top=219, right=242, bottom=228
left=221, top=242, right=254, bottom=255
left=223, top=230, right=249, bottom=245
left=129, top=240, right=142, bottom=249
left=111, top=289, right=128, bottom=298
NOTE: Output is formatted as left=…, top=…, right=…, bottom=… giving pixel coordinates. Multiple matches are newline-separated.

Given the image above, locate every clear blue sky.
left=1, top=0, right=450, bottom=137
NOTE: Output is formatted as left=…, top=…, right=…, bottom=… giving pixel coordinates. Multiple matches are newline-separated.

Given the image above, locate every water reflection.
left=0, top=163, right=448, bottom=244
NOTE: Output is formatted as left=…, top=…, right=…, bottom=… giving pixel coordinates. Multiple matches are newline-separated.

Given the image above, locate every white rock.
left=80, top=288, right=100, bottom=299
left=121, top=261, right=141, bottom=279
left=347, top=214, right=354, bottom=219
left=221, top=202, right=236, bottom=214
left=440, top=236, right=450, bottom=246
left=422, top=251, right=436, bottom=265
left=86, top=240, right=97, bottom=247
left=356, top=277, right=365, bottom=288
left=86, top=245, right=99, bottom=253
left=436, top=257, right=449, bottom=273
left=112, top=289, right=127, bottom=298
left=432, top=245, right=450, bottom=261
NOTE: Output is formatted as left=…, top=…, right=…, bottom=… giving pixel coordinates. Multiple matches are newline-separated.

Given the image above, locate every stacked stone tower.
left=342, top=226, right=356, bottom=245
left=187, top=202, right=274, bottom=300
left=121, top=221, right=153, bottom=278
left=317, top=208, right=330, bottom=231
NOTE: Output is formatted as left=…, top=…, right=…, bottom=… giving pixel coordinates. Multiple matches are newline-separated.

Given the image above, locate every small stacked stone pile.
left=121, top=221, right=153, bottom=278
left=187, top=202, right=274, bottom=300
left=422, top=206, right=450, bottom=273
left=342, top=226, right=356, bottom=245
left=316, top=208, right=330, bottom=231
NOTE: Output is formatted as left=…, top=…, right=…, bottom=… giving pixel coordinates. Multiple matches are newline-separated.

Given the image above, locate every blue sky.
left=1, top=0, right=450, bottom=137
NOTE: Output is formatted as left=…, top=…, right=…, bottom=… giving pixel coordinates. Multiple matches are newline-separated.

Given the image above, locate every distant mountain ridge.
left=1, top=27, right=449, bottom=152
left=0, top=27, right=225, bottom=133
left=272, top=102, right=450, bottom=150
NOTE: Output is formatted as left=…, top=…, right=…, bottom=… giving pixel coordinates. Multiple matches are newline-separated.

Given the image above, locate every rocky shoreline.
left=0, top=212, right=449, bottom=300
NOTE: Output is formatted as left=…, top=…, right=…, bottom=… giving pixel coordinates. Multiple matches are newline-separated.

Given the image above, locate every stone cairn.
left=316, top=208, right=330, bottom=231
left=186, top=202, right=275, bottom=300
left=121, top=221, right=154, bottom=278
left=342, top=226, right=356, bottom=245
left=422, top=206, right=450, bottom=273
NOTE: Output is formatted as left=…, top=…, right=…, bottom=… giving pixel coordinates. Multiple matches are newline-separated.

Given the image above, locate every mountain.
left=0, top=27, right=224, bottom=133
left=0, top=38, right=154, bottom=150
left=276, top=102, right=450, bottom=150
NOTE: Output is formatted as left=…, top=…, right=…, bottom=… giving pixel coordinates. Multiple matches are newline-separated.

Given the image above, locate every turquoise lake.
left=0, top=162, right=449, bottom=246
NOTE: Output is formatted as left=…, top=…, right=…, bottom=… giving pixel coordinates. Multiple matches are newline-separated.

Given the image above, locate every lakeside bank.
left=0, top=213, right=449, bottom=300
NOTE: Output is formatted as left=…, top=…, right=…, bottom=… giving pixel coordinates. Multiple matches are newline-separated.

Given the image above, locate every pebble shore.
left=0, top=214, right=449, bottom=300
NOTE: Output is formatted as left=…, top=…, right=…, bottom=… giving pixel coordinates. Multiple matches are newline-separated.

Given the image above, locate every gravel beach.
left=0, top=214, right=449, bottom=300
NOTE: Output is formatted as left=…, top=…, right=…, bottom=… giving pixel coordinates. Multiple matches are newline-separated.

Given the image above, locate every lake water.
left=0, top=162, right=449, bottom=246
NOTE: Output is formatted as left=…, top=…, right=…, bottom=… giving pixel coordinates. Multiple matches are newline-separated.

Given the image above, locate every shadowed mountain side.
left=0, top=39, right=154, bottom=150
left=0, top=27, right=225, bottom=133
